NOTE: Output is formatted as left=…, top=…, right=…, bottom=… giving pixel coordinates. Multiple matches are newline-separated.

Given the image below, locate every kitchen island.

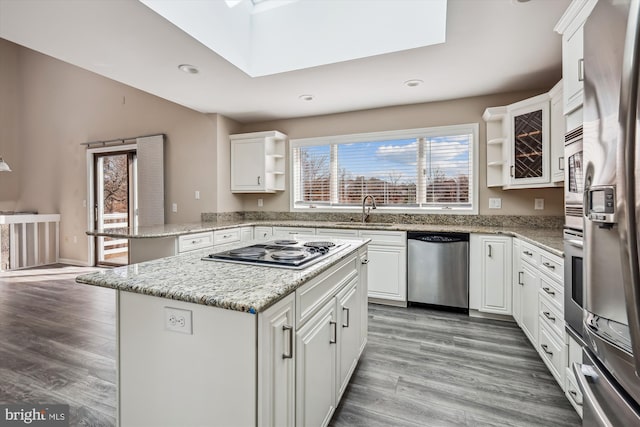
left=76, top=236, right=369, bottom=427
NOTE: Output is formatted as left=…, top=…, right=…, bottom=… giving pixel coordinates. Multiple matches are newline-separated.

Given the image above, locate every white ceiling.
left=0, top=0, right=571, bottom=123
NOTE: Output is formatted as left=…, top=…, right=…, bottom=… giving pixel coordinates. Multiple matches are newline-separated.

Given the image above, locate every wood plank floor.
left=330, top=304, right=581, bottom=427
left=0, top=265, right=581, bottom=426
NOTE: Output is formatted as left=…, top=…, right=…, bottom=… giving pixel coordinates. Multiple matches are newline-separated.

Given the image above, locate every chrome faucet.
left=362, top=195, right=377, bottom=223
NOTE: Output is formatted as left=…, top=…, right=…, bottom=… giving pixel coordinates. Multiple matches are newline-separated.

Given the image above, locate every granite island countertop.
left=86, top=220, right=565, bottom=256
left=76, top=237, right=369, bottom=313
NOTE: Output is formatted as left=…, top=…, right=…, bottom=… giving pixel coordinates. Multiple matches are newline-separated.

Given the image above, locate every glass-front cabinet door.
left=508, top=96, right=550, bottom=186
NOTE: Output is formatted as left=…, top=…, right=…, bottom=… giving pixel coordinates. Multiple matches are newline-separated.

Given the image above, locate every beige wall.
left=213, top=114, right=243, bottom=213
left=0, top=39, right=20, bottom=211
left=3, top=40, right=221, bottom=263
left=237, top=92, right=564, bottom=216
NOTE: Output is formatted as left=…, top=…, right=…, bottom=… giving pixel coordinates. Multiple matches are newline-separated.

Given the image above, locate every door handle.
left=518, top=271, right=524, bottom=285
left=329, top=320, right=337, bottom=344
left=543, top=311, right=556, bottom=322
left=559, top=156, right=565, bottom=171
left=282, top=325, right=293, bottom=359
left=542, top=287, right=556, bottom=296
left=510, top=165, right=515, bottom=178
left=543, top=262, right=555, bottom=270
left=488, top=244, right=492, bottom=258
left=257, top=176, right=261, bottom=185
left=342, top=307, right=350, bottom=328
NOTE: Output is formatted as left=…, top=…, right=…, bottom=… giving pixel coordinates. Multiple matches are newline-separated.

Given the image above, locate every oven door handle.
left=573, top=362, right=614, bottom=427
left=566, top=239, right=584, bottom=249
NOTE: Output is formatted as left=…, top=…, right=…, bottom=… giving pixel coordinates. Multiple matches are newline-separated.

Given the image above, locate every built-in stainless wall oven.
left=564, top=126, right=585, bottom=339
left=564, top=126, right=584, bottom=230
left=564, top=228, right=584, bottom=338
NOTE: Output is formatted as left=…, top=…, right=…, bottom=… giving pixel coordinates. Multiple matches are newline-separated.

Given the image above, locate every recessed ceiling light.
left=299, top=94, right=314, bottom=101
left=178, top=64, right=199, bottom=74
left=404, top=79, right=423, bottom=88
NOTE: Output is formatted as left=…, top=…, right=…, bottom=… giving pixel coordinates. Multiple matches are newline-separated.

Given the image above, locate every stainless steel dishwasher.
left=407, top=232, right=469, bottom=311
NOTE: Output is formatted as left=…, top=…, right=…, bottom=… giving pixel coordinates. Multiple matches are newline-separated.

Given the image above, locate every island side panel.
left=128, top=236, right=177, bottom=264
left=118, top=291, right=256, bottom=427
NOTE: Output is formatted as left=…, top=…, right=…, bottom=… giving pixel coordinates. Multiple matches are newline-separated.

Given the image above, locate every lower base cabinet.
left=470, top=234, right=512, bottom=315
left=359, top=231, right=406, bottom=304
left=118, top=248, right=367, bottom=427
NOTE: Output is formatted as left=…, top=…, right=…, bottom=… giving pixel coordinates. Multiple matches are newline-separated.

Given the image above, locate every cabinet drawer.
left=178, top=231, right=214, bottom=253
left=539, top=295, right=563, bottom=340
left=273, top=227, right=316, bottom=237
left=213, top=228, right=241, bottom=246
left=358, top=230, right=406, bottom=246
left=296, top=254, right=357, bottom=327
left=565, top=367, right=584, bottom=412
left=519, top=241, right=540, bottom=266
left=538, top=321, right=566, bottom=385
left=316, top=228, right=359, bottom=238
left=540, top=252, right=563, bottom=283
left=539, top=273, right=563, bottom=312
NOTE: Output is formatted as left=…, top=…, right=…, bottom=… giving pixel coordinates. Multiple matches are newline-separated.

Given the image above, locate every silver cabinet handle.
left=543, top=262, right=555, bottom=270
left=488, top=244, right=492, bottom=258
left=542, top=287, right=556, bottom=296
left=523, top=250, right=533, bottom=256
left=257, top=176, right=261, bottom=185
left=223, top=234, right=231, bottom=239
left=559, top=156, right=565, bottom=171
left=518, top=271, right=524, bottom=285
left=541, top=344, right=553, bottom=356
left=342, top=307, right=350, bottom=328
left=543, top=311, right=556, bottom=322
left=192, top=239, right=202, bottom=244
left=578, top=58, right=584, bottom=82
left=282, top=325, right=293, bottom=359
left=510, top=165, right=515, bottom=178
left=361, top=258, right=369, bottom=265
left=329, top=320, right=337, bottom=344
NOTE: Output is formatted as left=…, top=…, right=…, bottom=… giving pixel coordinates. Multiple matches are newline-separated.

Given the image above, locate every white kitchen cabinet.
left=512, top=238, right=523, bottom=325
left=483, top=87, right=564, bottom=189
left=555, top=0, right=598, bottom=114
left=294, top=252, right=365, bottom=427
left=258, top=294, right=295, bottom=427
left=255, top=226, right=273, bottom=240
left=469, top=234, right=512, bottom=315
left=358, top=230, right=406, bottom=305
left=230, top=131, right=286, bottom=193
left=296, top=293, right=337, bottom=427
left=565, top=333, right=584, bottom=417
left=520, top=262, right=539, bottom=346
left=240, top=226, right=253, bottom=242
left=177, top=231, right=214, bottom=254
left=272, top=226, right=316, bottom=239
left=336, top=276, right=361, bottom=401
left=550, top=80, right=565, bottom=183
left=358, top=248, right=369, bottom=354
left=507, top=94, right=551, bottom=187
left=212, top=228, right=241, bottom=252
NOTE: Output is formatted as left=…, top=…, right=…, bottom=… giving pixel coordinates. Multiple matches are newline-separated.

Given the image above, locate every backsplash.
left=202, top=211, right=564, bottom=229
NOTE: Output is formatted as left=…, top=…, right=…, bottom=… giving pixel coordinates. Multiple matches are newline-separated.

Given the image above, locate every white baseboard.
left=58, top=258, right=91, bottom=267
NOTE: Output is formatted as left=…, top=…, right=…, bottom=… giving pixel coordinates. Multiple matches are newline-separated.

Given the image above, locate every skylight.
left=140, top=0, right=447, bottom=77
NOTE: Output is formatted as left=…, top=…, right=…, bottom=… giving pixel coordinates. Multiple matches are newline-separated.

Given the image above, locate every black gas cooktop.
left=202, top=239, right=345, bottom=269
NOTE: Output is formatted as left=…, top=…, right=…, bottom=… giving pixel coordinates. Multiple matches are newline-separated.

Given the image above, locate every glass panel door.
left=513, top=109, right=544, bottom=179
left=95, top=152, right=133, bottom=266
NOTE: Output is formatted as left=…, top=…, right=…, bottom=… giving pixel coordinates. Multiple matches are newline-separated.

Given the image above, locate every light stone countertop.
left=76, top=237, right=369, bottom=313
left=86, top=220, right=564, bottom=257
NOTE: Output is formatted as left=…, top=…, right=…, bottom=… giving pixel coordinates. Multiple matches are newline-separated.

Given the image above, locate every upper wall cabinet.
left=554, top=0, right=598, bottom=115
left=231, top=131, right=287, bottom=193
left=483, top=83, right=564, bottom=189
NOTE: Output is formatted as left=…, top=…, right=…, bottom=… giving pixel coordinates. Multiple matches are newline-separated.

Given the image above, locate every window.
left=291, top=124, right=478, bottom=213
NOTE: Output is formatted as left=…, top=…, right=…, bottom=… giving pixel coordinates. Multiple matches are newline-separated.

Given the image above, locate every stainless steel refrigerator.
left=578, top=0, right=640, bottom=424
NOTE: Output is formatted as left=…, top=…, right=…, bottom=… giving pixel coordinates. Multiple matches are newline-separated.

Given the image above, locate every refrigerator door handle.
left=618, top=0, right=640, bottom=375
left=573, top=362, right=615, bottom=427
